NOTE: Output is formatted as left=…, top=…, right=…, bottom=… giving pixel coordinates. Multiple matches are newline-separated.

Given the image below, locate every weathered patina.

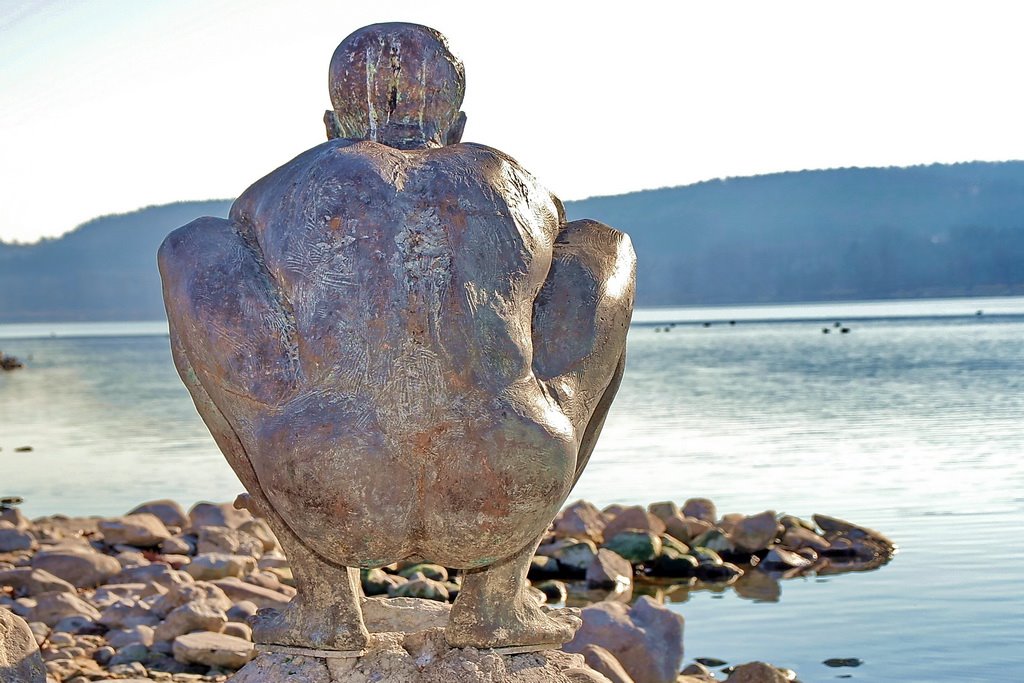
left=159, top=22, right=636, bottom=654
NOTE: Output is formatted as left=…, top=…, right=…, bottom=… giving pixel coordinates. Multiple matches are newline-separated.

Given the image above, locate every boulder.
left=681, top=498, right=716, bottom=524
left=185, top=553, right=257, bottom=580
left=579, top=644, right=635, bottom=683
left=188, top=502, right=252, bottom=531
left=98, top=514, right=171, bottom=547
left=585, top=549, right=633, bottom=590
left=30, top=550, right=121, bottom=589
left=553, top=500, right=608, bottom=544
left=0, top=607, right=46, bottom=683
left=602, top=507, right=666, bottom=540
left=645, top=502, right=679, bottom=522
left=24, top=592, right=101, bottom=627
left=128, top=499, right=189, bottom=528
left=197, top=526, right=264, bottom=558
left=172, top=631, right=255, bottom=668
left=0, top=568, right=76, bottom=597
left=565, top=596, right=684, bottom=683
left=729, top=512, right=780, bottom=553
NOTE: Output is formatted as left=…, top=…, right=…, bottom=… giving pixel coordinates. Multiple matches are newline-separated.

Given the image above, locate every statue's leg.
left=445, top=532, right=581, bottom=650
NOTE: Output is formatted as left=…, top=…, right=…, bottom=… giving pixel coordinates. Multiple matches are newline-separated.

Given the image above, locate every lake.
left=2, top=296, right=1022, bottom=682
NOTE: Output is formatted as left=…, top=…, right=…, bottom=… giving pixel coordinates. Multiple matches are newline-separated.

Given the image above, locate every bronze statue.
left=159, top=22, right=635, bottom=656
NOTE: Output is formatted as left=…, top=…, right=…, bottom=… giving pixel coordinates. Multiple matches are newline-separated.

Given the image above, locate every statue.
left=158, top=22, right=635, bottom=657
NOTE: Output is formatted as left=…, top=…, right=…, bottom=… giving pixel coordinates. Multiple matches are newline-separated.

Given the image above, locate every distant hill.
left=2, top=162, right=1024, bottom=322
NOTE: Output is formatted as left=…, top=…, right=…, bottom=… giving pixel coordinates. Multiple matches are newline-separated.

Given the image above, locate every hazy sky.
left=2, top=0, right=1022, bottom=243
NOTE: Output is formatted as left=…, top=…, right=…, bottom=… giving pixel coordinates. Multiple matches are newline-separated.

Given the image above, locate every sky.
left=1, top=0, right=1023, bottom=243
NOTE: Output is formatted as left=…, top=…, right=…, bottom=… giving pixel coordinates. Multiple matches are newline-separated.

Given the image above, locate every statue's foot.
left=251, top=599, right=369, bottom=653
left=446, top=598, right=581, bottom=650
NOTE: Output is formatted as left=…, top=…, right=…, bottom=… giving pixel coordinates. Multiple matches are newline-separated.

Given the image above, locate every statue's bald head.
left=327, top=23, right=466, bottom=149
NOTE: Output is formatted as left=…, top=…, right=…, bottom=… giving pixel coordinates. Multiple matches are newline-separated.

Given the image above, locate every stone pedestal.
left=231, top=598, right=611, bottom=683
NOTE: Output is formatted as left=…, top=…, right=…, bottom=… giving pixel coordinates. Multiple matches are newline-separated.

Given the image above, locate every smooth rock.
left=691, top=529, right=736, bottom=555
left=151, top=581, right=233, bottom=618
left=111, top=562, right=193, bottom=590
left=31, top=550, right=121, bottom=589
left=25, top=592, right=101, bottom=628
left=730, top=512, right=780, bottom=554
left=0, top=568, right=76, bottom=597
left=98, top=600, right=159, bottom=630
left=813, top=514, right=895, bottom=548
left=389, top=576, right=449, bottom=602
left=106, top=624, right=155, bottom=649
left=579, top=644, right=635, bottom=683
left=98, top=514, right=171, bottom=547
left=187, top=502, right=251, bottom=531
left=50, top=615, right=98, bottom=634
left=185, top=553, right=256, bottom=580
left=397, top=563, right=448, bottom=582
left=154, top=600, right=228, bottom=642
left=0, top=508, right=29, bottom=531
left=725, top=661, right=790, bottom=682
left=210, top=576, right=292, bottom=610
left=361, top=596, right=451, bottom=633
left=0, top=606, right=46, bottom=682
left=159, top=536, right=194, bottom=555
left=528, top=555, right=561, bottom=580
left=223, top=621, right=252, bottom=641
left=226, top=600, right=259, bottom=623
left=172, top=631, right=254, bottom=668
left=602, top=506, right=667, bottom=541
left=197, top=526, right=263, bottom=558
left=681, top=499, right=716, bottom=524
left=585, top=549, right=633, bottom=590
left=0, top=528, right=36, bottom=553
left=128, top=500, right=189, bottom=529
left=109, top=642, right=149, bottom=666
left=361, top=568, right=403, bottom=596
left=552, top=540, right=599, bottom=575
left=603, top=531, right=662, bottom=564
left=238, top=518, right=279, bottom=552
left=648, top=548, right=699, bottom=578
left=533, top=580, right=568, bottom=603
left=565, top=595, right=684, bottom=683
left=781, top=527, right=831, bottom=552
left=759, top=548, right=812, bottom=572
left=553, top=500, right=608, bottom=544
left=230, top=653, right=329, bottom=682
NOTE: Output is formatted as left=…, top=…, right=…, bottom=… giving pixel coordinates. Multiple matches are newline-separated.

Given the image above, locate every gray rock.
left=30, top=550, right=121, bottom=589
left=187, top=502, right=251, bottom=531
left=564, top=596, right=684, bottom=683
left=151, top=581, right=233, bottom=618
left=111, top=562, right=193, bottom=589
left=585, top=549, right=633, bottom=590
left=154, top=600, right=227, bottom=641
left=0, top=607, right=46, bottom=682
left=552, top=540, right=599, bottom=574
left=681, top=498, right=716, bottom=524
left=0, top=568, right=76, bottom=597
left=127, top=500, right=189, bottom=528
left=0, top=527, right=36, bottom=553
left=106, top=624, right=155, bottom=649
left=579, top=644, right=635, bottom=683
left=98, top=514, right=171, bottom=547
left=172, top=631, right=255, bottom=668
left=553, top=500, right=608, bottom=544
left=50, top=615, right=97, bottom=634
left=109, top=642, right=149, bottom=666
left=730, top=511, right=781, bottom=553
left=25, top=592, right=101, bottom=627
left=185, top=553, right=256, bottom=580
left=98, top=599, right=159, bottom=630
left=197, top=526, right=263, bottom=558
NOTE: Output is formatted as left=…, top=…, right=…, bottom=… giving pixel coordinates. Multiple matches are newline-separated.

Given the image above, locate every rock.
left=223, top=621, right=252, bottom=641
left=681, top=662, right=714, bottom=677
left=0, top=508, right=29, bottom=531
left=30, top=550, right=121, bottom=589
left=106, top=624, right=155, bottom=649
left=197, top=526, right=264, bottom=557
left=648, top=548, right=698, bottom=578
left=389, top=576, right=449, bottom=602
left=172, top=631, right=255, bottom=668
left=151, top=581, right=233, bottom=618
left=25, top=592, right=101, bottom=627
left=238, top=518, right=279, bottom=552
left=397, top=563, right=448, bottom=582
left=230, top=653, right=330, bottom=682
left=585, top=549, right=633, bottom=590
left=690, top=529, right=736, bottom=555
left=361, top=568, right=404, bottom=596
left=187, top=502, right=251, bottom=531
left=98, top=600, right=159, bottom=630
left=717, top=513, right=744, bottom=533
left=128, top=500, right=189, bottom=528
left=725, top=661, right=790, bottom=682
left=813, top=514, right=895, bottom=548
left=185, top=553, right=257, bottom=580
left=602, top=506, right=666, bottom=541
left=0, top=527, right=36, bottom=553
left=603, top=531, right=662, bottom=564
left=98, top=514, right=171, bottom=547
left=109, top=642, right=149, bottom=666
left=111, top=562, right=193, bottom=590
left=565, top=595, right=684, bottom=683
left=0, top=607, right=46, bottom=682
left=0, top=568, right=76, bottom=597
left=528, top=555, right=561, bottom=580
left=729, top=511, right=780, bottom=554
left=50, top=615, right=98, bottom=634
left=159, top=535, right=194, bottom=555
left=553, top=500, right=608, bottom=543
left=226, top=601, right=259, bottom=623
left=646, top=501, right=680, bottom=523
left=579, top=644, right=635, bottom=683
left=533, top=580, right=568, bottom=603
left=154, top=600, right=228, bottom=641
left=210, top=577, right=292, bottom=610
left=361, top=596, right=451, bottom=633
left=552, top=540, right=599, bottom=575
left=696, top=562, right=743, bottom=583
left=681, top=498, right=716, bottom=524
left=759, top=548, right=812, bottom=572
left=781, top=527, right=831, bottom=552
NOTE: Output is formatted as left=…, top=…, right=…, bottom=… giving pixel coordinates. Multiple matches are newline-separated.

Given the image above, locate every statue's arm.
left=531, top=219, right=636, bottom=483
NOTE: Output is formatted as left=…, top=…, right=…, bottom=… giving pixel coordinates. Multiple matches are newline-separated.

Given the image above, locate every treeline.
left=2, top=162, right=1024, bottom=321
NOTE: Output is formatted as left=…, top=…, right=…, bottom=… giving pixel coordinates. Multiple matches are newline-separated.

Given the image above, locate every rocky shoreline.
left=1, top=497, right=895, bottom=682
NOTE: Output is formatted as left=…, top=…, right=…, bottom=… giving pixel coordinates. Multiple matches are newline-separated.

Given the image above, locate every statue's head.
left=327, top=22, right=466, bottom=149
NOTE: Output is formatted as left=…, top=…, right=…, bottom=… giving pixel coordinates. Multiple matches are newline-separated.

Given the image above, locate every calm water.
left=2, top=297, right=1023, bottom=682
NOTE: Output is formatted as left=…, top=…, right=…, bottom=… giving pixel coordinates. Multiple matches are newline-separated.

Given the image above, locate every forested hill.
left=2, top=162, right=1024, bottom=322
